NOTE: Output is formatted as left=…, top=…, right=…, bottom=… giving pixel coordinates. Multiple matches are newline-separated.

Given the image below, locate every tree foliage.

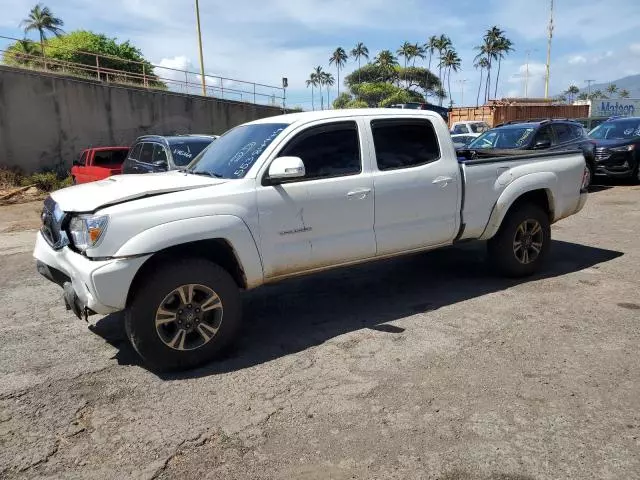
left=4, top=30, right=164, bottom=88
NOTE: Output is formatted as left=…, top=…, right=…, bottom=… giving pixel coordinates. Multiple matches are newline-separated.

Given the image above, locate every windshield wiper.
left=184, top=169, right=224, bottom=178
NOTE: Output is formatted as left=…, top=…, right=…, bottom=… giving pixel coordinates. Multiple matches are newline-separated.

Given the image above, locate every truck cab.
left=71, top=147, right=130, bottom=184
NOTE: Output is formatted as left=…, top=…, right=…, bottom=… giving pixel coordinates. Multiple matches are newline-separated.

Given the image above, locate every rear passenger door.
left=369, top=118, right=461, bottom=255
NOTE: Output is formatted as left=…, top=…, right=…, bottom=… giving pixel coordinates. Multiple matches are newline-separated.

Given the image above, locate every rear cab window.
left=371, top=118, right=440, bottom=170
left=78, top=151, right=88, bottom=166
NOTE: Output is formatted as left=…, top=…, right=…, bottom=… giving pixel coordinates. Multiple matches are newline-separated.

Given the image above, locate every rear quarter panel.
left=460, top=151, right=586, bottom=240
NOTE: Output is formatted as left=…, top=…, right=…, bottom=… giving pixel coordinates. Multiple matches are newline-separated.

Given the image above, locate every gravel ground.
left=0, top=185, right=639, bottom=480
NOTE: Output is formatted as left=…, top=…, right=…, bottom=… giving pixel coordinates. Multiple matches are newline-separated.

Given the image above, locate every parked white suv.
left=34, top=109, right=588, bottom=370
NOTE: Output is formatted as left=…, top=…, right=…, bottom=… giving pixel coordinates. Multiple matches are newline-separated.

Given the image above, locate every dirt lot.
left=0, top=185, right=639, bottom=480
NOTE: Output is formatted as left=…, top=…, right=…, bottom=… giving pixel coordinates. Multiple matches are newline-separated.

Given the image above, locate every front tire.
left=125, top=259, right=242, bottom=371
left=487, top=204, right=551, bottom=278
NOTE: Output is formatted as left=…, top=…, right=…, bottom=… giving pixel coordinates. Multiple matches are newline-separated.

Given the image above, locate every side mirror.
left=534, top=139, right=551, bottom=149
left=267, top=156, right=305, bottom=183
left=153, top=160, right=168, bottom=170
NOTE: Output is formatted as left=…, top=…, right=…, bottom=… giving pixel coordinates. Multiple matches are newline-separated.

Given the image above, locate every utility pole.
left=456, top=79, right=468, bottom=106
left=524, top=50, right=533, bottom=97
left=195, top=0, right=207, bottom=96
left=585, top=79, right=595, bottom=98
left=544, top=0, right=554, bottom=99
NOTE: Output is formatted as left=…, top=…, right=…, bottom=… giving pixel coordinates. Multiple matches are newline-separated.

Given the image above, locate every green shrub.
left=20, top=172, right=72, bottom=192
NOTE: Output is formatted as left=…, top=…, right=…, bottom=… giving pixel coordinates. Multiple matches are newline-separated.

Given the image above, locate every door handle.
left=432, top=176, right=453, bottom=187
left=347, top=188, right=371, bottom=199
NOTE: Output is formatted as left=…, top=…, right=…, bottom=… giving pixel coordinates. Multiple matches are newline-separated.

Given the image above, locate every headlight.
left=68, top=214, right=109, bottom=251
left=610, top=144, right=635, bottom=152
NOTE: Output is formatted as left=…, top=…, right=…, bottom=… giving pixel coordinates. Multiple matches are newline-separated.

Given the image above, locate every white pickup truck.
left=34, top=109, right=589, bottom=370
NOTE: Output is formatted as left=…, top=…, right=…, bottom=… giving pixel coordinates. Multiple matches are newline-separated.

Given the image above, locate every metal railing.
left=0, top=34, right=285, bottom=107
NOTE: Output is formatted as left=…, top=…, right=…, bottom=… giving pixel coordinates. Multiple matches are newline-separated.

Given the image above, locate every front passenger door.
left=123, top=143, right=142, bottom=174
left=257, top=121, right=376, bottom=278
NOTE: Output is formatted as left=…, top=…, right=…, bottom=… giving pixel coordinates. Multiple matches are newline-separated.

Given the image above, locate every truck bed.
left=457, top=150, right=587, bottom=241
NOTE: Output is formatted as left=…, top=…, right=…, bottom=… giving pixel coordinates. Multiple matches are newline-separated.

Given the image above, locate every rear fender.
left=479, top=172, right=556, bottom=240
left=115, top=215, right=264, bottom=288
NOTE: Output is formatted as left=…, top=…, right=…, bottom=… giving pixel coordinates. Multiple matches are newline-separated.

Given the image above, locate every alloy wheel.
left=513, top=219, right=544, bottom=265
left=154, top=284, right=223, bottom=351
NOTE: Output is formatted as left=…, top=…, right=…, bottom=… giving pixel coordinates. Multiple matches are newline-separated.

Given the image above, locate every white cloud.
left=630, top=43, right=640, bottom=55
left=568, top=55, right=587, bottom=65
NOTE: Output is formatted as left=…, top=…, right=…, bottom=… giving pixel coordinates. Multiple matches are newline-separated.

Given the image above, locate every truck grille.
left=594, top=147, right=611, bottom=161
left=40, top=197, right=68, bottom=249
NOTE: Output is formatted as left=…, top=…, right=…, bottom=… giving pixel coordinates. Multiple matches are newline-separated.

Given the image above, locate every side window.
left=553, top=124, right=573, bottom=143
left=570, top=124, right=585, bottom=139
left=152, top=144, right=168, bottom=163
left=139, top=143, right=154, bottom=163
left=78, top=151, right=87, bottom=166
left=534, top=125, right=554, bottom=146
left=128, top=143, right=142, bottom=161
left=453, top=124, right=468, bottom=134
left=93, top=151, right=113, bottom=166
left=277, top=122, right=361, bottom=180
left=371, top=119, right=440, bottom=171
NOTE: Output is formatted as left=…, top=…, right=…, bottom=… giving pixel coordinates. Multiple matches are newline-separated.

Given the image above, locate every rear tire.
left=487, top=204, right=551, bottom=278
left=125, top=258, right=242, bottom=371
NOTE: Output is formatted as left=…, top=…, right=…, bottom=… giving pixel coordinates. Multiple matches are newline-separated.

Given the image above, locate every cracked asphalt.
left=0, top=183, right=639, bottom=480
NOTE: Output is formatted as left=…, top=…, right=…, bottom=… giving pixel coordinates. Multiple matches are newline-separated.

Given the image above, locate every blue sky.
left=2, top=0, right=640, bottom=109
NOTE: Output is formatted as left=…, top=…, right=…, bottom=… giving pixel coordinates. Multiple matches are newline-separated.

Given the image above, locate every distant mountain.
left=574, top=74, right=640, bottom=98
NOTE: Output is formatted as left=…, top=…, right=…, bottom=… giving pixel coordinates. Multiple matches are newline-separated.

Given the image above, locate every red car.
left=71, top=147, right=130, bottom=184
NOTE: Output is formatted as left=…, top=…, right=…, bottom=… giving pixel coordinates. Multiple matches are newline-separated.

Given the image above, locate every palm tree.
left=475, top=34, right=498, bottom=103
left=397, top=41, right=414, bottom=70
left=433, top=35, right=452, bottom=105
left=413, top=43, right=426, bottom=67
left=591, top=89, right=604, bottom=100
left=442, top=49, right=461, bottom=106
left=397, top=41, right=416, bottom=86
left=483, top=27, right=504, bottom=102
left=306, top=72, right=319, bottom=111
left=426, top=35, right=438, bottom=72
left=577, top=92, right=589, bottom=101
left=474, top=57, right=489, bottom=106
left=313, top=66, right=325, bottom=110
left=10, top=38, right=41, bottom=65
left=619, top=88, right=630, bottom=98
left=606, top=83, right=618, bottom=96
left=374, top=49, right=399, bottom=73
left=322, top=72, right=335, bottom=109
left=351, top=42, right=369, bottom=82
left=329, top=47, right=348, bottom=97
left=493, top=36, right=514, bottom=98
left=20, top=3, right=64, bottom=58
left=565, top=84, right=580, bottom=103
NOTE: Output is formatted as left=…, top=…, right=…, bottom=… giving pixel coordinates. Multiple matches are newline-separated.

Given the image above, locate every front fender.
left=479, top=172, right=557, bottom=241
left=115, top=215, right=264, bottom=288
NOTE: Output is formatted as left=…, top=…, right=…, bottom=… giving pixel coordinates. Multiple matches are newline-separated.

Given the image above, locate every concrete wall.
left=0, top=66, right=286, bottom=172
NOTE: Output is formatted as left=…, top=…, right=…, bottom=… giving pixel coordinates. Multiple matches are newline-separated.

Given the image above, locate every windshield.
left=170, top=140, right=214, bottom=166
left=468, top=127, right=535, bottom=149
left=470, top=123, right=489, bottom=133
left=588, top=119, right=640, bottom=140
left=188, top=123, right=288, bottom=178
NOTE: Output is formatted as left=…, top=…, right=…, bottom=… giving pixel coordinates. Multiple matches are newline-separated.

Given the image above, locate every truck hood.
left=52, top=171, right=226, bottom=212
left=590, top=138, right=636, bottom=148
